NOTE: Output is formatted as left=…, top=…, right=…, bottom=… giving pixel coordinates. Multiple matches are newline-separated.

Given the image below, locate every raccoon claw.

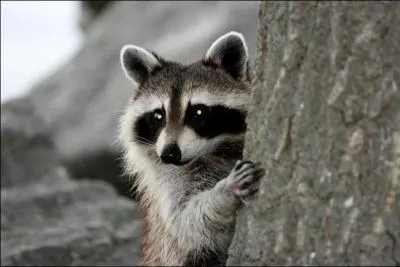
left=226, top=160, right=265, bottom=198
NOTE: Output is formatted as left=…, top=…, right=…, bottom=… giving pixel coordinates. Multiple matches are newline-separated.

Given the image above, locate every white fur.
left=177, top=127, right=208, bottom=160
left=180, top=94, right=190, bottom=116
left=164, top=184, right=237, bottom=252
left=177, top=127, right=242, bottom=162
left=119, top=107, right=155, bottom=173
left=188, top=90, right=250, bottom=109
left=156, top=129, right=167, bottom=156
left=135, top=95, right=164, bottom=117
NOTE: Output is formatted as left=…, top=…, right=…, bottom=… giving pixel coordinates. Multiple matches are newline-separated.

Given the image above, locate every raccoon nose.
left=160, top=144, right=181, bottom=165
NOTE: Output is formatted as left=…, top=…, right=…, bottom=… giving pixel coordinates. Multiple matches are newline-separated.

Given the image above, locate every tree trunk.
left=228, top=1, right=400, bottom=266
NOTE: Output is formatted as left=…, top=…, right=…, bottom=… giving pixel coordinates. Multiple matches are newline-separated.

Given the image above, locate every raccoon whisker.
left=135, top=136, right=154, bottom=144
left=136, top=141, right=153, bottom=149
left=133, top=136, right=155, bottom=146
left=135, top=139, right=151, bottom=145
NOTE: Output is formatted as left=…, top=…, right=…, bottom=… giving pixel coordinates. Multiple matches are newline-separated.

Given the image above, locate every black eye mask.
left=134, top=108, right=166, bottom=145
left=184, top=103, right=247, bottom=139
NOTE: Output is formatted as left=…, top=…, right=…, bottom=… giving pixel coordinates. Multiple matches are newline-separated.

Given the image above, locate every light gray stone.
left=1, top=167, right=141, bottom=266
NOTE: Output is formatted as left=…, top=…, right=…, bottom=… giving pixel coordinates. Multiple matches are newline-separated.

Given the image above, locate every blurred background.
left=1, top=1, right=259, bottom=265
left=1, top=1, right=82, bottom=102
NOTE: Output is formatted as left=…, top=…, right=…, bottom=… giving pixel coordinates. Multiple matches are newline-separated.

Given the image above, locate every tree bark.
left=228, top=1, right=400, bottom=266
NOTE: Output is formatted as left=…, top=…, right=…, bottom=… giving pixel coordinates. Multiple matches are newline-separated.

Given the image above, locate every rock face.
left=1, top=172, right=142, bottom=266
left=1, top=1, right=259, bottom=265
left=1, top=98, right=57, bottom=188
left=1, top=98, right=141, bottom=266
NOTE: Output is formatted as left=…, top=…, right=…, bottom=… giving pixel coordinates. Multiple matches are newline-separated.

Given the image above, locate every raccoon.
left=118, top=31, right=265, bottom=266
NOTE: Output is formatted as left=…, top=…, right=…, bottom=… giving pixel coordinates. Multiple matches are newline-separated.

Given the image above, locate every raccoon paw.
left=225, top=160, right=265, bottom=198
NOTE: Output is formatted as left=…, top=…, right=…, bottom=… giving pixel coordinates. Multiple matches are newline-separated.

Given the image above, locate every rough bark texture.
left=228, top=1, right=400, bottom=266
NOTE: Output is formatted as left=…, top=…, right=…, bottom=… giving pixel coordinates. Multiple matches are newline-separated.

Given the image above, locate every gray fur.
left=117, top=31, right=265, bottom=266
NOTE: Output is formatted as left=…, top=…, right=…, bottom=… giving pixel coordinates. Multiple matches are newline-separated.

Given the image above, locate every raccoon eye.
left=153, top=109, right=163, bottom=122
left=192, top=105, right=208, bottom=121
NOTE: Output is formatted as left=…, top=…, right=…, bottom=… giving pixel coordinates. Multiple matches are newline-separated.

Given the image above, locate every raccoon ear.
left=120, top=45, right=161, bottom=86
left=204, top=31, right=248, bottom=80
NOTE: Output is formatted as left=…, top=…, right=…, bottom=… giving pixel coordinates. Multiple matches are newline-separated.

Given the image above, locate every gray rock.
left=1, top=93, right=141, bottom=266
left=1, top=166, right=141, bottom=266
left=1, top=97, right=58, bottom=188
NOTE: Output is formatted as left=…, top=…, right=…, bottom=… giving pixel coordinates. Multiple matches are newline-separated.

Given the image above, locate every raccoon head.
left=119, top=31, right=250, bottom=169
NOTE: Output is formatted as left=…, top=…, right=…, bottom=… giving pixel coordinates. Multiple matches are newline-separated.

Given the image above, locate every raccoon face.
left=119, top=31, right=250, bottom=167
